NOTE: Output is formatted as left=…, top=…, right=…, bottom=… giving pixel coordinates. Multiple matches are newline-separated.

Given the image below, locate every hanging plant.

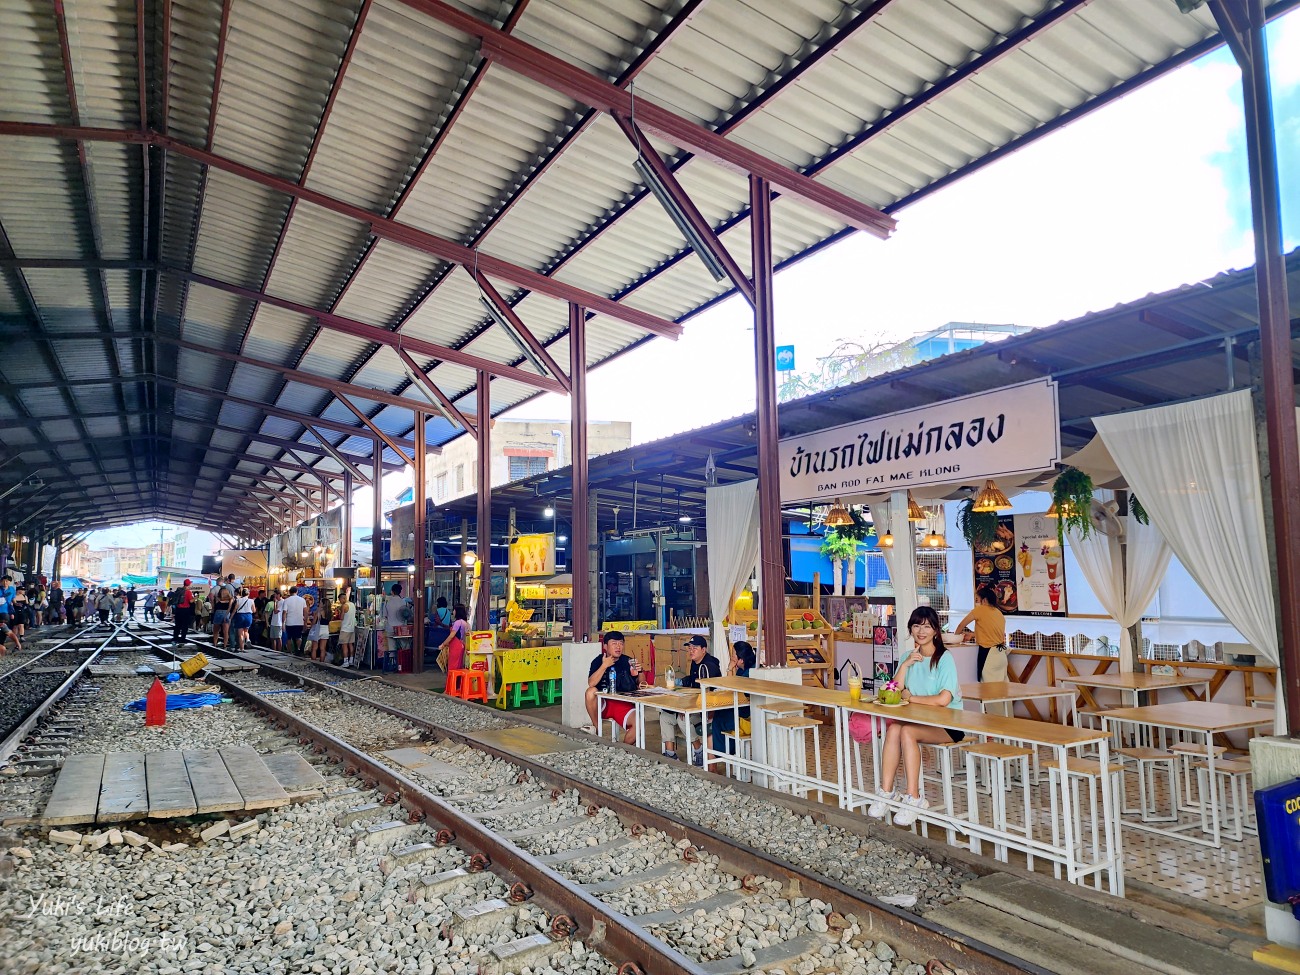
left=957, top=497, right=1000, bottom=550
left=1051, top=467, right=1094, bottom=543
left=1130, top=493, right=1150, bottom=525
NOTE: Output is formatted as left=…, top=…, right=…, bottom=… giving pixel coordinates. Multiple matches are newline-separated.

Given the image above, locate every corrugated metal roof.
left=0, top=0, right=1290, bottom=535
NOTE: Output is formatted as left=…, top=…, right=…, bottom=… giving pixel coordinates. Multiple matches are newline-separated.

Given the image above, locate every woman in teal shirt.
left=868, top=606, right=963, bottom=827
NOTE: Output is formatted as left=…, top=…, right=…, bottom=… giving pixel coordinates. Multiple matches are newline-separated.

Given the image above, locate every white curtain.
left=1064, top=489, right=1171, bottom=671
left=867, top=492, right=918, bottom=642
left=705, top=480, right=761, bottom=664
left=1095, top=391, right=1284, bottom=733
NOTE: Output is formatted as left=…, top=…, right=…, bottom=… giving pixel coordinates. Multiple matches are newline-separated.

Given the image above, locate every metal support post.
left=475, top=370, right=492, bottom=631
left=372, top=447, right=383, bottom=637
left=588, top=491, right=599, bottom=639
left=569, top=302, right=591, bottom=642
left=1213, top=0, right=1300, bottom=734
left=341, top=471, right=353, bottom=571
left=413, top=412, right=426, bottom=673
left=750, top=174, right=786, bottom=665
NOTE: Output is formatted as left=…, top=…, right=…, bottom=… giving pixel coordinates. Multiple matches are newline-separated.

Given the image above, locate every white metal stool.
left=1170, top=741, right=1227, bottom=813
left=918, top=738, right=967, bottom=845
left=720, top=729, right=752, bottom=783
left=1194, top=756, right=1255, bottom=841
left=963, top=742, right=1034, bottom=866
left=757, top=704, right=805, bottom=792
left=1043, top=756, right=1124, bottom=895
left=768, top=714, right=824, bottom=801
left=1116, top=747, right=1180, bottom=822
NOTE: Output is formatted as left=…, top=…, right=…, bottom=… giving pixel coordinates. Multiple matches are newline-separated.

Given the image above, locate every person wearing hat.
left=584, top=630, right=641, bottom=743
left=659, top=635, right=722, bottom=765
left=171, top=579, right=196, bottom=642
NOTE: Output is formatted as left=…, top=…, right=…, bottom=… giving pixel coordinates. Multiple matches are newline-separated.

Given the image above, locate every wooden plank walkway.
left=219, top=747, right=290, bottom=810
left=146, top=752, right=197, bottom=818
left=41, top=748, right=309, bottom=825
left=260, top=753, right=325, bottom=797
left=184, top=750, right=245, bottom=814
left=42, top=754, right=107, bottom=826
left=97, top=752, right=148, bottom=822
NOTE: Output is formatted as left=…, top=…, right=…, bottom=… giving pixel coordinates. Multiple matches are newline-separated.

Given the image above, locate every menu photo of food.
left=973, top=514, right=1020, bottom=613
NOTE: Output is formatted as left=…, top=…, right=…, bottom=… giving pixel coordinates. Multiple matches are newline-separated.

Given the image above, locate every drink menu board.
left=1013, top=512, right=1067, bottom=617
left=972, top=513, right=1067, bottom=617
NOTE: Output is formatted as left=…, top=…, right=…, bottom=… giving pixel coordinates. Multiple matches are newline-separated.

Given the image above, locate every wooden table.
left=1059, top=672, right=1211, bottom=711
left=961, top=682, right=1077, bottom=725
left=700, top=676, right=1120, bottom=893
left=596, top=687, right=733, bottom=750
left=1102, top=701, right=1272, bottom=848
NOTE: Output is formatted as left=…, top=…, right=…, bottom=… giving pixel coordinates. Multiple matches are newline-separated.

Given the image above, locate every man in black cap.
left=659, top=635, right=721, bottom=765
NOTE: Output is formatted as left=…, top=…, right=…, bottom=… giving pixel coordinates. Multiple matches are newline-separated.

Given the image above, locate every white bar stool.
left=768, top=714, right=823, bottom=801
left=1194, top=756, right=1255, bottom=841
left=720, top=729, right=752, bottom=783
left=918, top=738, right=967, bottom=845
left=757, top=704, right=806, bottom=792
left=1169, top=740, right=1227, bottom=813
left=1116, top=747, right=1179, bottom=822
left=1042, top=756, right=1125, bottom=895
left=963, top=741, right=1034, bottom=866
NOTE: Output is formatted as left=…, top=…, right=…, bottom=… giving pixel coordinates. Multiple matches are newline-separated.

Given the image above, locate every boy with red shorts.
left=584, top=631, right=641, bottom=743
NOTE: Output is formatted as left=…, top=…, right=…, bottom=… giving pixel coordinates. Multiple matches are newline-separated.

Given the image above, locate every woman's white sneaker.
left=892, top=793, right=930, bottom=827
left=866, top=791, right=897, bottom=819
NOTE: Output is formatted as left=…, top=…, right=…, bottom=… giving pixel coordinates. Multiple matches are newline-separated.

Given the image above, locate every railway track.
left=0, top=624, right=124, bottom=763
left=3, top=626, right=1250, bottom=975
left=135, top=630, right=1039, bottom=975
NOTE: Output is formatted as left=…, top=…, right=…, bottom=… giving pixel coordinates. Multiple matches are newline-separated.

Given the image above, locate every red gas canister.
left=145, top=678, right=167, bottom=727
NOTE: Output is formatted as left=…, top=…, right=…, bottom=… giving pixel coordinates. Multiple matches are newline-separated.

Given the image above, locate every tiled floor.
left=382, top=670, right=1266, bottom=912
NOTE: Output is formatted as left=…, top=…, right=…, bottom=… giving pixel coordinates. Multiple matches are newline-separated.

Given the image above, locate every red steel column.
left=341, top=471, right=353, bottom=572
left=475, top=371, right=492, bottom=630
left=372, top=448, right=383, bottom=626
left=412, top=412, right=426, bottom=673
left=750, top=174, right=786, bottom=666
left=569, top=302, right=591, bottom=641
left=1237, top=0, right=1300, bottom=735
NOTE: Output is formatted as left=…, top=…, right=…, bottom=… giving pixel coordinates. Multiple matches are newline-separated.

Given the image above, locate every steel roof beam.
left=163, top=336, right=452, bottom=421
left=393, top=350, right=477, bottom=437
left=140, top=137, right=683, bottom=341
left=169, top=268, right=564, bottom=393
left=398, top=0, right=894, bottom=238
left=337, top=395, right=416, bottom=467
left=304, top=426, right=374, bottom=485
left=468, top=269, right=571, bottom=391
left=611, top=112, right=755, bottom=306
left=163, top=379, right=413, bottom=459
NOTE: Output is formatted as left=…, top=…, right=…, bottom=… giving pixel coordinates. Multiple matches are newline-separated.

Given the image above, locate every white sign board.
left=780, top=379, right=1060, bottom=503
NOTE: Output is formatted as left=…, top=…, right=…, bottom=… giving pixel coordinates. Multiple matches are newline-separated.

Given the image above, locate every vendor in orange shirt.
left=955, top=585, right=1008, bottom=683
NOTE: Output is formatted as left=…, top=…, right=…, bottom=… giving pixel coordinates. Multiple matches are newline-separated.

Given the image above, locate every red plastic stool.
left=462, top=670, right=489, bottom=703
left=446, top=669, right=471, bottom=697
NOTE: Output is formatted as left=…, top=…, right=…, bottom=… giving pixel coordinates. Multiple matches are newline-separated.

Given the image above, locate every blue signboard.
left=775, top=345, right=795, bottom=371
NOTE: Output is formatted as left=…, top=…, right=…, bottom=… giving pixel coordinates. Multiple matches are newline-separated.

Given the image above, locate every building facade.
left=425, top=419, right=632, bottom=505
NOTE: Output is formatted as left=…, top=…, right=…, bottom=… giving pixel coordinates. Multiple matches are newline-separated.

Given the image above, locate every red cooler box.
left=397, top=647, right=413, bottom=673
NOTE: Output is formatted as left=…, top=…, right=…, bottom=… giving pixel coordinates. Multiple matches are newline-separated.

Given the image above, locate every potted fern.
left=1051, top=467, right=1094, bottom=542
left=957, top=497, right=1000, bottom=550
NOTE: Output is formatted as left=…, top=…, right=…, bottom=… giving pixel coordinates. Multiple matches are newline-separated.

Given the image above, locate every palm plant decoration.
left=1130, top=493, right=1150, bottom=525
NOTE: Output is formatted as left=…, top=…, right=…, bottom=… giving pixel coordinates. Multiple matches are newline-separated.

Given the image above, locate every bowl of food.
left=975, top=558, right=994, bottom=575
left=941, top=632, right=965, bottom=647
left=994, top=556, right=1013, bottom=571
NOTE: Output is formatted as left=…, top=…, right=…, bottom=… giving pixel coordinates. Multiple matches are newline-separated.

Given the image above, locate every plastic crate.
left=381, top=651, right=399, bottom=673
left=390, top=624, right=413, bottom=638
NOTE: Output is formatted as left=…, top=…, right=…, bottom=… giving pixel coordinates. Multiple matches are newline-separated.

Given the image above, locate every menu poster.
left=1012, top=512, right=1067, bottom=617
left=972, top=515, right=1019, bottom=614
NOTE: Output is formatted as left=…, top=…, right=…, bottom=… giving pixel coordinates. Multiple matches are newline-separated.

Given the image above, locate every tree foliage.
left=779, top=337, right=920, bottom=403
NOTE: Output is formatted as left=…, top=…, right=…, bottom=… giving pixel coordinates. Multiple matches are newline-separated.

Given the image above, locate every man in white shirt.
left=383, top=583, right=411, bottom=659
left=280, top=586, right=308, bottom=655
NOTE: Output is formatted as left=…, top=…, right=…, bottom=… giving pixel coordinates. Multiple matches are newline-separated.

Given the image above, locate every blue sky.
left=89, top=12, right=1299, bottom=550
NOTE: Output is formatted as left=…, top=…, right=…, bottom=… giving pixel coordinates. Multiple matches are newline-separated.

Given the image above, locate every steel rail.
left=0, top=623, right=124, bottom=764
left=202, top=666, right=710, bottom=975
left=215, top=650, right=1043, bottom=975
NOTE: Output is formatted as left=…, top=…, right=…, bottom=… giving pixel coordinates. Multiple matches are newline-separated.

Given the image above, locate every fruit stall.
left=732, top=608, right=837, bottom=691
